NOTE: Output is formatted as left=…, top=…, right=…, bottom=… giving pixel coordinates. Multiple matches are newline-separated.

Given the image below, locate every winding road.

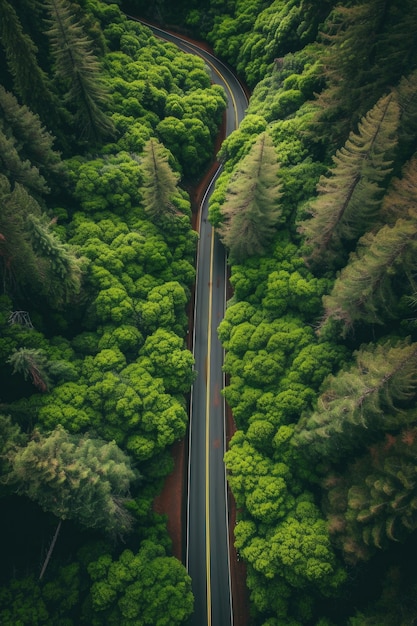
left=128, top=18, right=248, bottom=625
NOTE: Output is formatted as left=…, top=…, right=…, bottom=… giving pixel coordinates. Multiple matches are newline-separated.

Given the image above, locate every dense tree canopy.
left=1, top=0, right=417, bottom=624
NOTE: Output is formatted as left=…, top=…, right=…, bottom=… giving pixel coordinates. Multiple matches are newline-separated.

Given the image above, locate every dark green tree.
left=325, top=428, right=417, bottom=564
left=0, top=0, right=55, bottom=118
left=218, top=132, right=282, bottom=263
left=0, top=86, right=61, bottom=184
left=7, top=425, right=137, bottom=536
left=0, top=128, right=48, bottom=194
left=44, top=0, right=115, bottom=141
left=295, top=339, right=417, bottom=461
left=299, top=93, right=399, bottom=268
left=321, top=218, right=417, bottom=333
left=314, top=0, right=417, bottom=144
left=140, top=138, right=181, bottom=222
left=25, top=213, right=84, bottom=307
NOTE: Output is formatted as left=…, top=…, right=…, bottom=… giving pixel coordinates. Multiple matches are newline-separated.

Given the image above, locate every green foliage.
left=225, top=431, right=295, bottom=523
left=68, top=152, right=142, bottom=214
left=295, top=339, right=417, bottom=461
left=139, top=328, right=196, bottom=394
left=8, top=425, right=138, bottom=535
left=0, top=563, right=80, bottom=625
left=325, top=428, right=417, bottom=565
left=86, top=541, right=194, bottom=625
left=218, top=132, right=283, bottom=263
left=299, top=93, right=400, bottom=269
left=235, top=492, right=346, bottom=590
left=44, top=0, right=116, bottom=141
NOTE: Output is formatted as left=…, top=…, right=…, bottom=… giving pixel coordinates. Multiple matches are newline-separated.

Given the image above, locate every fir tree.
left=314, top=0, right=417, bottom=145
left=218, top=132, right=282, bottom=263
left=44, top=0, right=115, bottom=141
left=295, top=339, right=417, bottom=461
left=140, top=138, right=181, bottom=222
left=7, top=425, right=138, bottom=536
left=325, top=428, right=417, bottom=563
left=0, top=86, right=61, bottom=180
left=321, top=218, right=417, bottom=333
left=0, top=0, right=55, bottom=118
left=299, top=93, right=399, bottom=269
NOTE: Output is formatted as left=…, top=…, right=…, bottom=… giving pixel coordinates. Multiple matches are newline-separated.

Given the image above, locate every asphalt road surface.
left=127, top=18, right=248, bottom=625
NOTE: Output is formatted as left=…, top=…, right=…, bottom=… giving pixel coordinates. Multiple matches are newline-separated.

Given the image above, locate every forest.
left=1, top=0, right=417, bottom=624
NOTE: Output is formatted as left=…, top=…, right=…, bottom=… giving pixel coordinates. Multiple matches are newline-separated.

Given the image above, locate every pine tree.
left=218, top=132, right=282, bottom=263
left=140, top=138, right=181, bottom=222
left=0, top=176, right=44, bottom=295
left=25, top=213, right=84, bottom=306
left=44, top=0, right=115, bottom=141
left=0, top=177, right=83, bottom=305
left=7, top=348, right=50, bottom=392
left=395, top=71, right=417, bottom=162
left=380, top=154, right=417, bottom=224
left=0, top=86, right=61, bottom=180
left=299, top=93, right=399, bottom=269
left=325, top=428, right=417, bottom=563
left=0, top=0, right=55, bottom=118
left=0, top=126, right=49, bottom=194
left=295, top=339, right=417, bottom=461
left=8, top=425, right=138, bottom=536
left=313, top=0, right=417, bottom=145
left=321, top=219, right=417, bottom=333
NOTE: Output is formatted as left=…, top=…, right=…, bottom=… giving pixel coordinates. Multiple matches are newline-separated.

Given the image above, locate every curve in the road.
left=126, top=16, right=248, bottom=625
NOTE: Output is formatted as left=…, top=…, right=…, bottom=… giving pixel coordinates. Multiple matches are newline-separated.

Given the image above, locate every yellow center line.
left=205, top=226, right=215, bottom=626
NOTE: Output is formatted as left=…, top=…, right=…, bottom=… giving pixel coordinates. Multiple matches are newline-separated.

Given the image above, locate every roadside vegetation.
left=133, top=0, right=417, bottom=624
left=1, top=0, right=417, bottom=624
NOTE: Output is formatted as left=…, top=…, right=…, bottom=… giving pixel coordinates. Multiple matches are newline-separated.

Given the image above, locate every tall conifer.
left=295, top=339, right=417, bottom=461
left=44, top=0, right=115, bottom=141
left=0, top=0, right=55, bottom=118
left=299, top=93, right=399, bottom=269
left=141, top=138, right=180, bottom=222
left=218, top=132, right=282, bottom=263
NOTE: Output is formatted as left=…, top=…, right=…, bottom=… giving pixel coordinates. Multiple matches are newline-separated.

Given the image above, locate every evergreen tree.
left=0, top=0, right=55, bottom=118
left=0, top=127, right=48, bottom=194
left=0, top=176, right=44, bottom=295
left=0, top=177, right=83, bottom=305
left=0, top=86, right=61, bottom=181
left=299, top=93, right=399, bottom=269
left=380, top=154, right=417, bottom=224
left=295, top=339, right=417, bottom=461
left=25, top=213, right=84, bottom=307
left=314, top=0, right=417, bottom=144
left=44, top=0, right=115, bottom=141
left=396, top=71, right=417, bottom=162
left=140, top=138, right=181, bottom=222
left=8, top=425, right=137, bottom=536
left=218, top=132, right=282, bottom=263
left=325, top=428, right=417, bottom=563
left=8, top=348, right=50, bottom=392
left=321, top=218, right=417, bottom=333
